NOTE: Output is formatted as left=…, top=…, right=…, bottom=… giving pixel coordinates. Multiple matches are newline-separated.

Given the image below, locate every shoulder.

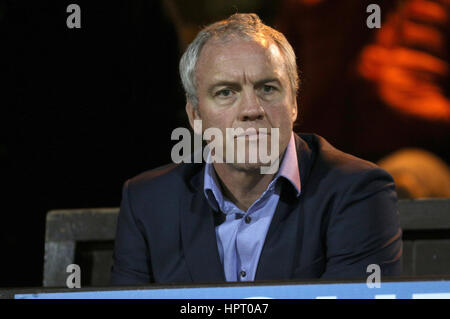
left=123, top=162, right=202, bottom=203
left=128, top=163, right=180, bottom=188
left=297, top=133, right=395, bottom=197
left=298, top=133, right=390, bottom=176
left=299, top=133, right=378, bottom=171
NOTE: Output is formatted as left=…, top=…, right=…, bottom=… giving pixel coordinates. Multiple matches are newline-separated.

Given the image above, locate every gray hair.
left=179, top=13, right=299, bottom=108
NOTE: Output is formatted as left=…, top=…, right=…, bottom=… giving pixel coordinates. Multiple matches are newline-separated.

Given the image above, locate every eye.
left=215, top=89, right=233, bottom=98
left=262, top=85, right=276, bottom=94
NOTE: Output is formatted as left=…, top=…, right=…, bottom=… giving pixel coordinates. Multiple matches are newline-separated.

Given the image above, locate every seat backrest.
left=42, top=198, right=450, bottom=287
left=43, top=208, right=118, bottom=287
left=398, top=198, right=450, bottom=277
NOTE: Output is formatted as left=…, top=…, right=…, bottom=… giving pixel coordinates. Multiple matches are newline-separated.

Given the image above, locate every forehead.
left=195, top=37, right=287, bottom=84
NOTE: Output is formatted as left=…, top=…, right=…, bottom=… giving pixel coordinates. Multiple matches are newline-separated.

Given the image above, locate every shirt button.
left=245, top=216, right=252, bottom=224
left=240, top=270, right=247, bottom=278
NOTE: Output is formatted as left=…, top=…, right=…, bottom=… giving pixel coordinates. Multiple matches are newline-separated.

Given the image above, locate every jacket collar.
left=180, top=164, right=226, bottom=283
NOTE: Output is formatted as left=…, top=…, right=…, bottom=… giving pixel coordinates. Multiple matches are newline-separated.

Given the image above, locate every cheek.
left=266, top=103, right=293, bottom=126
left=266, top=106, right=294, bottom=143
left=202, top=113, right=225, bottom=130
left=199, top=105, right=235, bottom=129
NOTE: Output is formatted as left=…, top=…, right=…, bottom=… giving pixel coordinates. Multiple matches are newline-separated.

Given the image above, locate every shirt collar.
left=203, top=132, right=301, bottom=211
left=277, top=132, right=301, bottom=197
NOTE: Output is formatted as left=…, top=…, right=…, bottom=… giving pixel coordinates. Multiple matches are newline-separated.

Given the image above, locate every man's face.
left=186, top=37, right=297, bottom=171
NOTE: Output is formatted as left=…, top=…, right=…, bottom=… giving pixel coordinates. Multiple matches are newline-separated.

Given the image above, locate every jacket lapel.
left=255, top=134, right=313, bottom=281
left=255, top=184, right=303, bottom=281
left=180, top=167, right=226, bottom=283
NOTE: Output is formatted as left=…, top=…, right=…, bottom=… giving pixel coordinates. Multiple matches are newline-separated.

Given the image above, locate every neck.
left=212, top=163, right=276, bottom=211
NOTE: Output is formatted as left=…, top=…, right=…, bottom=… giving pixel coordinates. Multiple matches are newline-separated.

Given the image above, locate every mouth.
left=234, top=129, right=270, bottom=141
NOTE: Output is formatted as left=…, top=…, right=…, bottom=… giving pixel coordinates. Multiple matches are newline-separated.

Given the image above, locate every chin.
left=227, top=162, right=264, bottom=173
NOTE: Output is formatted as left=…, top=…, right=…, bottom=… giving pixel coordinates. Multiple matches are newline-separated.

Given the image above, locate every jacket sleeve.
left=320, top=167, right=403, bottom=280
left=110, top=180, right=153, bottom=286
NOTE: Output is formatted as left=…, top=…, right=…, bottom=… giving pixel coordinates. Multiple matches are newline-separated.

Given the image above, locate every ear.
left=185, top=101, right=202, bottom=135
left=291, top=98, right=298, bottom=122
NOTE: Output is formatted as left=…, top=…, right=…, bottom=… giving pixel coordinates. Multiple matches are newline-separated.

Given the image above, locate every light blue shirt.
left=204, top=133, right=301, bottom=282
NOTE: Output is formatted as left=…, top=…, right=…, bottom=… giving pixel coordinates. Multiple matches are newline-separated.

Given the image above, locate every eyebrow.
left=208, top=81, right=240, bottom=93
left=208, top=78, right=282, bottom=94
left=254, top=78, right=282, bottom=88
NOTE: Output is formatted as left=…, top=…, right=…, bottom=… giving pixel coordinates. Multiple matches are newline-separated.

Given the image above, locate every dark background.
left=1, top=0, right=449, bottom=287
left=1, top=0, right=187, bottom=287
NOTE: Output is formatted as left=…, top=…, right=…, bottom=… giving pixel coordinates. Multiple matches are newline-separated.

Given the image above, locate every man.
left=110, top=13, right=402, bottom=285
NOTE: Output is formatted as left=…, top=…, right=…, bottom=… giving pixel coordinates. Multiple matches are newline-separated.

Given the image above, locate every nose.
left=238, top=90, right=265, bottom=122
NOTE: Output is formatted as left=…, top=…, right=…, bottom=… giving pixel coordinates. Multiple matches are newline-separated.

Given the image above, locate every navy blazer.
left=110, top=133, right=402, bottom=285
